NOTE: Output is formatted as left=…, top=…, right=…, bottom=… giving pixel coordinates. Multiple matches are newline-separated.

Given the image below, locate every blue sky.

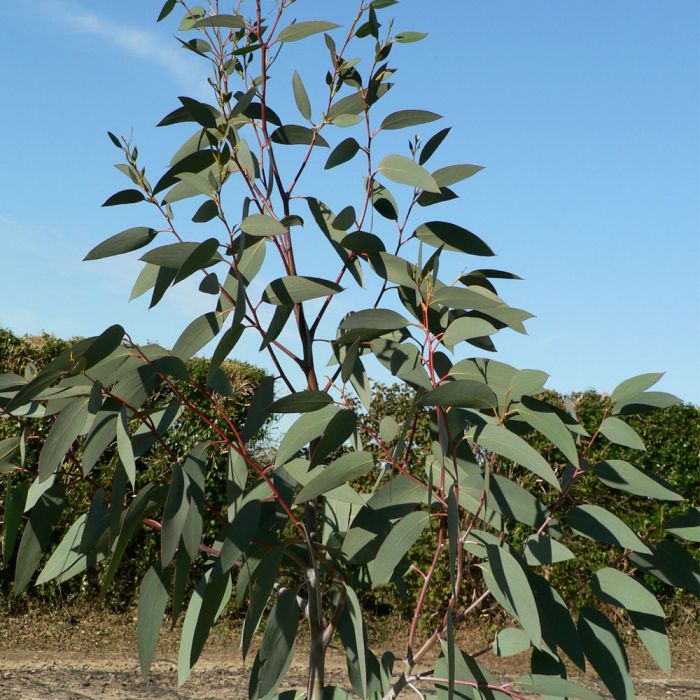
left=1, top=0, right=698, bottom=403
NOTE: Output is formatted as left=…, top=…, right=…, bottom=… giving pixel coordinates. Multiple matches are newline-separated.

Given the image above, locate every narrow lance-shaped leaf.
left=138, top=564, right=170, bottom=676
left=292, top=71, right=311, bottom=121
left=377, top=154, right=441, bottom=193
left=116, top=406, right=137, bottom=488
left=277, top=20, right=341, bottom=43
left=371, top=510, right=429, bottom=586
left=84, top=227, right=158, bottom=261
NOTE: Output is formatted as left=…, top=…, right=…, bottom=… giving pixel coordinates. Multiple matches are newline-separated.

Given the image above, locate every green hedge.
left=0, top=328, right=269, bottom=610
left=359, top=383, right=700, bottom=624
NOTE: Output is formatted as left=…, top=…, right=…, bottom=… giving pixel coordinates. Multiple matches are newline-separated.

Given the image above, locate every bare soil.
left=0, top=605, right=698, bottom=699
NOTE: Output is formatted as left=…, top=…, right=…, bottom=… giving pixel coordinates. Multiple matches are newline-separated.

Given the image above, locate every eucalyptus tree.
left=1, top=2, right=697, bottom=699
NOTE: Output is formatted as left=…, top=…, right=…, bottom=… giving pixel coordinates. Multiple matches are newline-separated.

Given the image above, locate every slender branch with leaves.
left=1, top=2, right=698, bottom=699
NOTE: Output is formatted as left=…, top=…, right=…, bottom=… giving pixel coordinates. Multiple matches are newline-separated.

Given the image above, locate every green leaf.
left=116, top=406, right=137, bottom=488
left=241, top=214, right=287, bottom=237
left=481, top=544, right=541, bottom=646
left=593, top=460, right=682, bottom=501
left=277, top=20, right=341, bottom=43
left=15, top=485, right=66, bottom=593
left=340, top=308, right=410, bottom=331
left=515, top=675, right=602, bottom=700
left=138, top=564, right=170, bottom=675
left=262, top=276, right=343, bottom=305
left=415, top=221, right=494, bottom=256
left=566, top=504, right=651, bottom=553
left=664, top=508, right=700, bottom=542
left=379, top=416, right=399, bottom=444
left=292, top=71, right=311, bottom=121
left=443, top=317, right=500, bottom=348
left=211, top=501, right=260, bottom=580
left=193, top=13, right=244, bottom=28
left=418, top=380, right=497, bottom=410
left=614, top=391, right=681, bottom=415
left=240, top=547, right=283, bottom=659
left=371, top=510, right=429, bottom=586
left=377, top=154, right=440, bottom=193
left=523, top=534, right=574, bottom=566
left=432, top=164, right=484, bottom=187
left=629, top=541, right=699, bottom=596
left=269, top=390, right=334, bottom=414
left=338, top=585, right=368, bottom=699
left=140, top=241, right=223, bottom=269
left=472, top=423, right=561, bottom=490
left=35, top=514, right=88, bottom=585
left=178, top=572, right=232, bottom=685
left=242, top=376, right=275, bottom=441
left=598, top=416, right=645, bottom=450
left=311, top=409, right=357, bottom=467
left=610, top=372, right=663, bottom=405
left=493, top=627, right=530, bottom=657
left=488, top=474, right=549, bottom=528
left=84, top=227, right=157, bottom=261
left=192, top=199, right=219, bottom=223
left=38, top=398, right=89, bottom=482
left=419, top=127, right=450, bottom=165
left=3, top=479, right=28, bottom=566
left=270, top=125, right=329, bottom=147
left=276, top=405, right=339, bottom=467
left=592, top=567, right=664, bottom=618
left=296, top=451, right=374, bottom=503
left=161, top=464, right=189, bottom=568
left=517, top=395, right=580, bottom=467
left=102, top=189, right=145, bottom=206
left=249, top=588, right=299, bottom=699
left=157, top=0, right=177, bottom=21
left=394, top=31, right=428, bottom=43
left=173, top=238, right=220, bottom=283
left=325, top=137, right=360, bottom=169
left=172, top=312, right=223, bottom=360
left=578, top=607, right=633, bottom=700
left=380, top=109, right=441, bottom=131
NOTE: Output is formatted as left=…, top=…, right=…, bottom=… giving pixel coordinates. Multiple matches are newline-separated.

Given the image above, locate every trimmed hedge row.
left=0, top=329, right=268, bottom=610
left=359, top=383, right=700, bottom=623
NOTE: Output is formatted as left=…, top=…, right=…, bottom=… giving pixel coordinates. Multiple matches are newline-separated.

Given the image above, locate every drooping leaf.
left=515, top=675, right=602, bottom=700
left=523, top=534, right=574, bottom=566
left=178, top=572, right=232, bottom=685
left=325, top=137, right=361, bottom=169
left=269, top=390, right=334, bottom=414
left=262, top=276, right=343, bottom=305
left=138, top=563, right=170, bottom=675
left=277, top=20, right=341, bottom=43
left=380, top=109, right=441, bottom=131
left=3, top=479, right=28, bottom=566
left=14, top=485, right=66, bottom=593
left=241, top=214, right=287, bottom=237
left=84, top=227, right=157, bottom=261
left=443, top=317, right=500, bottom=348
left=292, top=70, right=311, bottom=121
left=664, top=508, right=700, bottom=542
left=492, top=627, right=530, bottom=657
left=276, top=405, right=339, bottom=467
left=337, top=585, right=368, bottom=699
left=598, top=416, right=645, bottom=450
left=471, top=423, right=561, bottom=490
left=419, top=127, right=450, bottom=165
left=578, top=607, right=634, bottom=700
left=140, top=241, right=223, bottom=269
left=593, top=460, right=682, bottom=501
left=102, top=189, right=145, bottom=206
left=249, top=588, right=299, bottom=699
left=415, top=221, right=494, bottom=256
left=296, top=451, right=374, bottom=503
left=418, top=380, right=497, bottom=410
left=172, top=312, right=223, bottom=360
left=371, top=510, right=429, bottom=586
left=431, top=164, right=484, bottom=187
left=566, top=504, right=651, bottom=553
left=173, top=238, right=221, bottom=283
left=481, top=544, right=541, bottom=646
left=377, top=154, right=440, bottom=193
left=311, top=409, right=358, bottom=467
left=116, top=406, right=137, bottom=488
left=161, top=464, right=189, bottom=568
left=340, top=308, right=410, bottom=332
left=38, top=398, right=89, bottom=482
left=270, top=125, right=329, bottom=147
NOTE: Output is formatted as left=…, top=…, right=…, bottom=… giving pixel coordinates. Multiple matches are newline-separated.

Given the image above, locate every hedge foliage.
left=0, top=328, right=269, bottom=609
left=2, top=328, right=697, bottom=626
left=360, top=382, right=700, bottom=624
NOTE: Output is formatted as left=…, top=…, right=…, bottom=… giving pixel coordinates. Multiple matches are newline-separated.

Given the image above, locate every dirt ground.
left=0, top=605, right=698, bottom=699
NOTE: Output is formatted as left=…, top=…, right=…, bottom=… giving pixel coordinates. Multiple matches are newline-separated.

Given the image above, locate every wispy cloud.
left=35, top=0, right=206, bottom=94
